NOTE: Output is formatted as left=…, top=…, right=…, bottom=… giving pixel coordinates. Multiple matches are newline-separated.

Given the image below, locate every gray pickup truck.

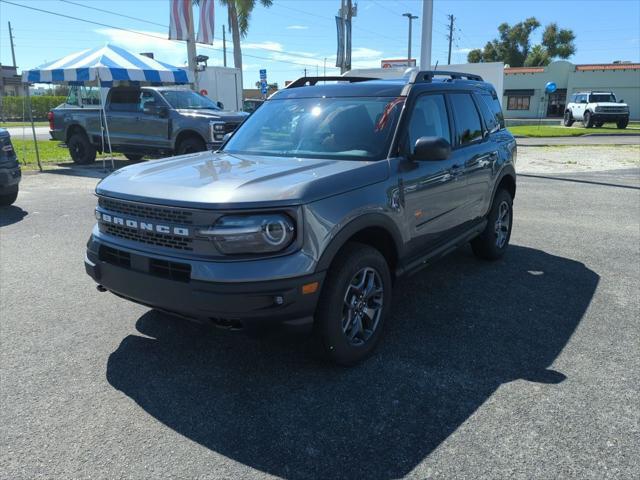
left=50, top=86, right=248, bottom=164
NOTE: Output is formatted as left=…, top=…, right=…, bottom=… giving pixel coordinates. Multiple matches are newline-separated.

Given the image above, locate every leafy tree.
left=467, top=17, right=575, bottom=67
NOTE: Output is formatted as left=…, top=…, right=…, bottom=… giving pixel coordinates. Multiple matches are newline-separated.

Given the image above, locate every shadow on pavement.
left=41, top=159, right=140, bottom=180
left=0, top=205, right=28, bottom=227
left=106, top=245, right=598, bottom=479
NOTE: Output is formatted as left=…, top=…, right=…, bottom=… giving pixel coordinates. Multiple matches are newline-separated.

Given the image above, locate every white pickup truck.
left=563, top=91, right=630, bottom=129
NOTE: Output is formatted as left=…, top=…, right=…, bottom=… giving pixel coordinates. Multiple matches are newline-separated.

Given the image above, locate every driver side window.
left=406, top=94, right=451, bottom=153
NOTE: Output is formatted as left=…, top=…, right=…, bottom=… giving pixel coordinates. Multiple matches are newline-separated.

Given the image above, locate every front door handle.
left=450, top=164, right=463, bottom=177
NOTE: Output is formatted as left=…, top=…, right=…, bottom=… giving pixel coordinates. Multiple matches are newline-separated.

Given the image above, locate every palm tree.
left=194, top=0, right=273, bottom=82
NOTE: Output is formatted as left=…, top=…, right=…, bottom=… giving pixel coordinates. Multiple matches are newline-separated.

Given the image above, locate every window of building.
left=449, top=93, right=483, bottom=146
left=507, top=95, right=530, bottom=110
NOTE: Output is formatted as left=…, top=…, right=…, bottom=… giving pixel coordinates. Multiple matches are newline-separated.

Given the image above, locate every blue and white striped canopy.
left=22, top=44, right=193, bottom=86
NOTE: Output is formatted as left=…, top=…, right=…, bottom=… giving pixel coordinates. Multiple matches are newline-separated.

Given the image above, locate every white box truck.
left=197, top=66, right=243, bottom=112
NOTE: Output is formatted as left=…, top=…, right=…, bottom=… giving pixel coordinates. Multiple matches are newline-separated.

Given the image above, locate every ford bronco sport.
left=564, top=91, right=630, bottom=129
left=85, top=70, right=517, bottom=365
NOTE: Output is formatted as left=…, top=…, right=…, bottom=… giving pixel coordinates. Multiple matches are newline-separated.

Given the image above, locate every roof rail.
left=285, top=76, right=380, bottom=89
left=409, top=70, right=484, bottom=83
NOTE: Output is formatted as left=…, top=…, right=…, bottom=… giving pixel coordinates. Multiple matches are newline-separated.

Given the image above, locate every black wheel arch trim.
left=492, top=164, right=517, bottom=201
left=316, top=213, right=405, bottom=273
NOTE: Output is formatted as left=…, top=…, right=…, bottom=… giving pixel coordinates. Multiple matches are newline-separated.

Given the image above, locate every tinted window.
left=407, top=94, right=451, bottom=149
left=476, top=94, right=498, bottom=132
left=480, top=93, right=505, bottom=130
left=160, top=90, right=221, bottom=110
left=109, top=89, right=140, bottom=112
left=449, top=93, right=483, bottom=145
left=589, top=93, right=616, bottom=103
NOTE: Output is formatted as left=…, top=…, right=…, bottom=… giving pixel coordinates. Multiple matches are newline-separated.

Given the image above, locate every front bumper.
left=591, top=112, right=629, bottom=122
left=85, top=234, right=324, bottom=330
left=0, top=166, right=21, bottom=194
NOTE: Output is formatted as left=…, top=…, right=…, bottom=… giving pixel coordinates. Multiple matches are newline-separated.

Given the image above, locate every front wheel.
left=563, top=111, right=574, bottom=127
left=314, top=243, right=392, bottom=366
left=617, top=119, right=628, bottom=129
left=176, top=137, right=206, bottom=155
left=471, top=189, right=513, bottom=260
left=583, top=111, right=594, bottom=128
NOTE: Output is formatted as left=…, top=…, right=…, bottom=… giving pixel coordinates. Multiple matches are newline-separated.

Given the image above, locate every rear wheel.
left=617, top=119, right=628, bottom=129
left=124, top=154, right=144, bottom=161
left=471, top=189, right=513, bottom=260
left=563, top=111, right=574, bottom=127
left=0, top=190, right=18, bottom=207
left=583, top=111, right=594, bottom=128
left=314, top=243, right=392, bottom=366
left=67, top=132, right=96, bottom=164
left=176, top=136, right=206, bottom=155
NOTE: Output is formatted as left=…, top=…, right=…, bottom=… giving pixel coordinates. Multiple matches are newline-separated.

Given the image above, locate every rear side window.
left=109, top=89, right=141, bottom=112
left=449, top=93, right=483, bottom=146
left=479, top=92, right=505, bottom=130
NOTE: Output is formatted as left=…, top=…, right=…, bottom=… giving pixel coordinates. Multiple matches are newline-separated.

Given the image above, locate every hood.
left=96, top=151, right=389, bottom=209
left=176, top=109, right=249, bottom=122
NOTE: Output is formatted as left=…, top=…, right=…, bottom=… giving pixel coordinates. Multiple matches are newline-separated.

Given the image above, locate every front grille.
left=149, top=258, right=191, bottom=282
left=104, top=223, right=193, bottom=251
left=98, top=197, right=194, bottom=225
left=599, top=106, right=625, bottom=113
left=99, top=245, right=131, bottom=268
left=224, top=122, right=240, bottom=133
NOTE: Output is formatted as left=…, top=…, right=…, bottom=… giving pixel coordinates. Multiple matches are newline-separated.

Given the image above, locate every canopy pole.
left=97, top=75, right=114, bottom=170
left=25, top=84, right=42, bottom=172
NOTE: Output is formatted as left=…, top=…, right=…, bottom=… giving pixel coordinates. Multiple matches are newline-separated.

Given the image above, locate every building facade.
left=503, top=61, right=640, bottom=120
left=0, top=65, right=26, bottom=97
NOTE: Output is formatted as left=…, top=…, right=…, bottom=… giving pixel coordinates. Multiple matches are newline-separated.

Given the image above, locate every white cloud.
left=454, top=47, right=473, bottom=54
left=243, top=41, right=284, bottom=53
left=286, top=25, right=308, bottom=30
left=351, top=47, right=383, bottom=60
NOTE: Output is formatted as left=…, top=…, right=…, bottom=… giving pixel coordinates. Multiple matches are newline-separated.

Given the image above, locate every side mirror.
left=222, top=132, right=232, bottom=143
left=216, top=101, right=224, bottom=110
left=620, top=99, right=625, bottom=103
left=580, top=99, right=588, bottom=104
left=412, top=136, right=451, bottom=161
left=157, top=106, right=169, bottom=118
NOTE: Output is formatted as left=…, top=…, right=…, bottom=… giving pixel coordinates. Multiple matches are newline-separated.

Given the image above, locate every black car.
left=0, top=128, right=21, bottom=206
left=86, top=70, right=516, bottom=365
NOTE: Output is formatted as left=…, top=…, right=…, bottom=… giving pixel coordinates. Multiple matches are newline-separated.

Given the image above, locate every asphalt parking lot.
left=1, top=164, right=639, bottom=479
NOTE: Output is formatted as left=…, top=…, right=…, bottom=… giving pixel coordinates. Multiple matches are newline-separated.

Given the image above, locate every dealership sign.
left=381, top=59, right=417, bottom=69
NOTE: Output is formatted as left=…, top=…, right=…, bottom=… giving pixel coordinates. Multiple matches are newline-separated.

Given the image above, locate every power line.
left=59, top=0, right=168, bottom=29
left=0, top=0, right=327, bottom=68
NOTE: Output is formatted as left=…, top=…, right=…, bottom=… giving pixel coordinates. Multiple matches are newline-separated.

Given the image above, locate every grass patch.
left=509, top=124, right=639, bottom=137
left=0, top=121, right=49, bottom=128
left=11, top=139, right=123, bottom=170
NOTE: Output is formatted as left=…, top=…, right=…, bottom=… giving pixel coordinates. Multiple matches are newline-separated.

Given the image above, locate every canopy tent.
left=21, top=44, right=193, bottom=170
left=22, top=44, right=193, bottom=86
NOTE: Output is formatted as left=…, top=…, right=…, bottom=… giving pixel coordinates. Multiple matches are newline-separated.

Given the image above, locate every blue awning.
left=22, top=44, right=193, bottom=86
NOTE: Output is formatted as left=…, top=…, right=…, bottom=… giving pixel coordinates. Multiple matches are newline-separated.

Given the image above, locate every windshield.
left=589, top=93, right=617, bottom=103
left=160, top=90, right=221, bottom=110
left=223, top=96, right=404, bottom=160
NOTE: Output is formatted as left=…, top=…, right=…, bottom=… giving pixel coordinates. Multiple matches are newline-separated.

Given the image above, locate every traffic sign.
left=259, top=69, right=267, bottom=79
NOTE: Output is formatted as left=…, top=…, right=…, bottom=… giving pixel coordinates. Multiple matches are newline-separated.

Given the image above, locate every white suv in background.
left=564, top=91, right=630, bottom=129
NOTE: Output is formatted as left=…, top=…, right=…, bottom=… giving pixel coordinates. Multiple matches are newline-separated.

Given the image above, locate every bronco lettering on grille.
left=96, top=211, right=190, bottom=236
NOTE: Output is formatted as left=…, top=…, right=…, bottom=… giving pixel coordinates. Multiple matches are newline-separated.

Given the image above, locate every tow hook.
left=96, top=284, right=107, bottom=292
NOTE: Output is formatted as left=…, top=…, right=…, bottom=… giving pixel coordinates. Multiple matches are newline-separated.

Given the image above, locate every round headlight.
left=264, top=219, right=288, bottom=245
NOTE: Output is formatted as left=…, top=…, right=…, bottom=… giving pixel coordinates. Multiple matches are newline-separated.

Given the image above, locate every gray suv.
left=85, top=71, right=516, bottom=365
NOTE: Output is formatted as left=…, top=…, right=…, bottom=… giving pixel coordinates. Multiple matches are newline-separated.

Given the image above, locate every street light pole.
left=402, top=13, right=418, bottom=65
left=420, top=0, right=433, bottom=69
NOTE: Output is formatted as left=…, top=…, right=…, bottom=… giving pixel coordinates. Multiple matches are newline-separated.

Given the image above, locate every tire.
left=124, top=154, right=144, bottom=161
left=176, top=136, right=206, bottom=155
left=314, top=243, right=392, bottom=366
left=583, top=111, right=594, bottom=128
left=67, top=132, right=97, bottom=165
left=0, top=190, right=18, bottom=207
left=563, top=111, right=574, bottom=127
left=617, top=119, right=628, bottom=129
left=471, top=189, right=513, bottom=261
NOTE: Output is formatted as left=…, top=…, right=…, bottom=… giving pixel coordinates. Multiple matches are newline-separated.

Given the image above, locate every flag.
left=344, top=17, right=352, bottom=70
left=169, top=0, right=191, bottom=41
left=196, top=0, right=215, bottom=44
left=335, top=16, right=345, bottom=68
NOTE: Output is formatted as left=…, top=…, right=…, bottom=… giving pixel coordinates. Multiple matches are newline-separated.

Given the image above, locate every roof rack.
left=408, top=70, right=484, bottom=83
left=285, top=76, right=380, bottom=89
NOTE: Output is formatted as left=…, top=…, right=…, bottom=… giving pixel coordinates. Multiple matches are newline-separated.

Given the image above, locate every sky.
left=1, top=0, right=639, bottom=89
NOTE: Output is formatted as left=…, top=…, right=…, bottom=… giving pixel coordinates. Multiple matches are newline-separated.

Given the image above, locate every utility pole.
left=420, top=0, right=433, bottom=69
left=186, top=7, right=198, bottom=89
left=402, top=13, right=418, bottom=64
left=8, top=21, right=17, bottom=67
left=304, top=68, right=307, bottom=77
left=446, top=14, right=455, bottom=65
left=222, top=25, right=227, bottom=67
